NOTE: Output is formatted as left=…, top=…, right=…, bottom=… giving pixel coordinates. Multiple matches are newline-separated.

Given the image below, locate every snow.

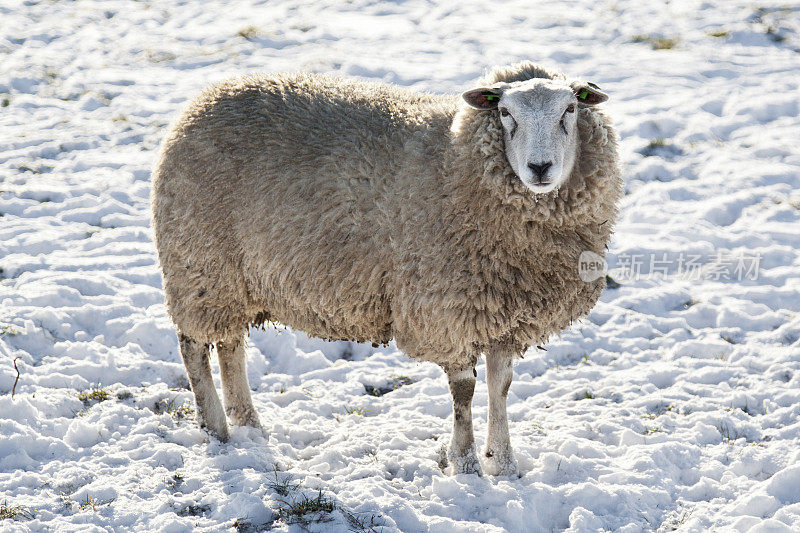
left=1, top=0, right=800, bottom=531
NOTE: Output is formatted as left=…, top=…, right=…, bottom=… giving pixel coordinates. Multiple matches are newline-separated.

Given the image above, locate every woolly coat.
left=151, top=62, right=622, bottom=371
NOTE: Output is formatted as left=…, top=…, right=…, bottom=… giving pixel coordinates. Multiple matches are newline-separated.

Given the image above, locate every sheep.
left=151, top=60, right=622, bottom=476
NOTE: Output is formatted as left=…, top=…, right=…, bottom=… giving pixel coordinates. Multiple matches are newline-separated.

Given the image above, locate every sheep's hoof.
left=233, top=416, right=269, bottom=441
left=447, top=447, right=483, bottom=476
left=227, top=407, right=262, bottom=430
left=202, top=423, right=230, bottom=443
left=482, top=446, right=518, bottom=477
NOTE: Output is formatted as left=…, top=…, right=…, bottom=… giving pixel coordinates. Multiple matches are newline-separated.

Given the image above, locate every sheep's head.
left=462, top=78, right=608, bottom=194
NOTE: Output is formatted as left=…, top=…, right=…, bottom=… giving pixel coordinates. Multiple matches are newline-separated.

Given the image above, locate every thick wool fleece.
left=151, top=61, right=622, bottom=371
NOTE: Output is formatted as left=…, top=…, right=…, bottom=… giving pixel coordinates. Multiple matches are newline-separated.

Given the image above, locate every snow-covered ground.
left=2, top=0, right=800, bottom=531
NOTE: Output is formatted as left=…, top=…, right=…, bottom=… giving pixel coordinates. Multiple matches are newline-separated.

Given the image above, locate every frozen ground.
left=1, top=0, right=800, bottom=531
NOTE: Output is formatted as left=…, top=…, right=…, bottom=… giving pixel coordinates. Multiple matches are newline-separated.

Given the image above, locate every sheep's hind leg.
left=217, top=337, right=262, bottom=429
left=445, top=366, right=482, bottom=475
left=483, top=348, right=518, bottom=476
left=179, top=333, right=229, bottom=441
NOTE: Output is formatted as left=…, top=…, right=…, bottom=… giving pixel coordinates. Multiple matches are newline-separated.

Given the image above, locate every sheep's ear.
left=571, top=81, right=608, bottom=106
left=462, top=87, right=503, bottom=110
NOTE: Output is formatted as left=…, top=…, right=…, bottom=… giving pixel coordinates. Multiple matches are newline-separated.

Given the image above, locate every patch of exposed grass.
left=764, top=25, right=786, bottom=43
left=574, top=389, right=595, bottom=401
left=166, top=472, right=184, bottom=491
left=116, top=390, right=133, bottom=400
left=716, top=419, right=749, bottom=443
left=277, top=489, right=335, bottom=526
left=0, top=501, right=33, bottom=520
left=232, top=517, right=267, bottom=533
left=144, top=49, right=177, bottom=63
left=237, top=25, right=260, bottom=40
left=176, top=502, right=211, bottom=517
left=750, top=6, right=798, bottom=49
left=169, top=404, right=194, bottom=419
left=79, top=496, right=99, bottom=512
left=78, top=495, right=113, bottom=512
left=364, top=375, right=415, bottom=397
left=301, top=386, right=323, bottom=399
left=0, top=324, right=19, bottom=336
left=632, top=34, right=679, bottom=50
left=639, top=138, right=685, bottom=159
left=653, top=37, right=678, bottom=49
left=155, top=397, right=195, bottom=420
left=646, top=403, right=676, bottom=418
left=660, top=507, right=693, bottom=531
left=236, top=466, right=385, bottom=531
left=59, top=492, right=73, bottom=511
left=334, top=405, right=369, bottom=422
left=290, top=23, right=314, bottom=33
left=78, top=387, right=110, bottom=404
left=267, top=468, right=301, bottom=497
left=708, top=30, right=731, bottom=38
left=233, top=467, right=388, bottom=531
left=363, top=448, right=379, bottom=463
left=343, top=508, right=385, bottom=533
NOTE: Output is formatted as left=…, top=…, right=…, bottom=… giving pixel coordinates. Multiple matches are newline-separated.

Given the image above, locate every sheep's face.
left=462, top=79, right=608, bottom=194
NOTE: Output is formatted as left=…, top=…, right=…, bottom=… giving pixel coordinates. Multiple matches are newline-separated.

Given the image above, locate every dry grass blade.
left=11, top=357, right=21, bottom=398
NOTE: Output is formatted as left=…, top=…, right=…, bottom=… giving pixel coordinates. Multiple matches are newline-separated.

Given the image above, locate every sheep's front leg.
left=446, top=367, right=482, bottom=475
left=217, top=337, right=262, bottom=429
left=483, top=349, right=518, bottom=476
left=179, top=334, right=229, bottom=441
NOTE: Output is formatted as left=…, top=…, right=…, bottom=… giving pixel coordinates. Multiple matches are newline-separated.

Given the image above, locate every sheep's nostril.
left=527, top=161, right=553, bottom=179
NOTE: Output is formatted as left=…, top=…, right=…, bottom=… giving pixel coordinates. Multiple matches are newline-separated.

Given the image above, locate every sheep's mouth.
left=526, top=179, right=553, bottom=188
left=522, top=179, right=560, bottom=195
left=512, top=171, right=558, bottom=193
left=512, top=173, right=552, bottom=187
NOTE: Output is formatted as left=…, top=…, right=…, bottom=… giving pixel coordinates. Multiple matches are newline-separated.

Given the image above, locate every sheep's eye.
left=500, top=107, right=510, bottom=117
left=565, top=104, right=575, bottom=113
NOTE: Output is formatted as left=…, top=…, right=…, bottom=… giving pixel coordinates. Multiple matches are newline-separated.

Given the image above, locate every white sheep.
left=151, top=61, right=622, bottom=476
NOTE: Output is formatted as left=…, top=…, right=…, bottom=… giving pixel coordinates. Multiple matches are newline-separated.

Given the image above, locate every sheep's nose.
left=528, top=161, right=553, bottom=179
